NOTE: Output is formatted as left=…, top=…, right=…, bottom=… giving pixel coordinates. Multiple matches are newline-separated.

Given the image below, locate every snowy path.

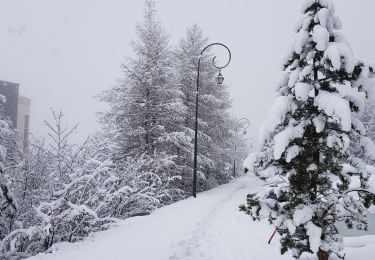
left=30, top=176, right=375, bottom=260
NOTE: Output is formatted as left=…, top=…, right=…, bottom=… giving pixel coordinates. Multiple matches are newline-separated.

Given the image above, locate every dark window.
left=23, top=114, right=29, bottom=149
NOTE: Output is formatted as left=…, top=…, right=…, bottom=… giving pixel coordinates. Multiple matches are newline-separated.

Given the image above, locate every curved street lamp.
left=233, top=118, right=250, bottom=177
left=193, top=43, right=231, bottom=198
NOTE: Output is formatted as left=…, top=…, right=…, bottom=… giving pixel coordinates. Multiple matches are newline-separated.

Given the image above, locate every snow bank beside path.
left=29, top=176, right=375, bottom=260
left=328, top=236, right=375, bottom=260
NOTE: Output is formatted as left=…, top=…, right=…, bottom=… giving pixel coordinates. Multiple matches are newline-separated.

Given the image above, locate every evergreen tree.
left=173, top=25, right=240, bottom=192
left=240, top=1, right=375, bottom=259
left=100, top=0, right=187, bottom=201
left=173, top=25, right=212, bottom=192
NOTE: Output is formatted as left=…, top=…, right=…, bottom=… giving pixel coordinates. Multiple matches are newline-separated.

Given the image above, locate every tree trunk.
left=317, top=249, right=330, bottom=260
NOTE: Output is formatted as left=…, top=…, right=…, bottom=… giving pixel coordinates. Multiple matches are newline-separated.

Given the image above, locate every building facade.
left=0, top=80, right=31, bottom=150
left=17, top=95, right=31, bottom=150
left=0, top=81, right=19, bottom=128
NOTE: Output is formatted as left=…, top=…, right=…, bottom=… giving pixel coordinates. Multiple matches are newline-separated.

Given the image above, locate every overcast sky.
left=1, top=0, right=375, bottom=144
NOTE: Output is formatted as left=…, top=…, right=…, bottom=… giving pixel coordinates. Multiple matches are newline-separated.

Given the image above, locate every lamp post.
left=233, top=118, right=250, bottom=177
left=192, top=43, right=231, bottom=198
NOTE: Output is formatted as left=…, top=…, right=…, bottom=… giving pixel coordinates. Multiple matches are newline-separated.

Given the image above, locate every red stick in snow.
left=268, top=229, right=277, bottom=244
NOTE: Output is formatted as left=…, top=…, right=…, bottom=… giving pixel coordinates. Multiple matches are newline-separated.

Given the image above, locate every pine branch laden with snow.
left=241, top=0, right=375, bottom=259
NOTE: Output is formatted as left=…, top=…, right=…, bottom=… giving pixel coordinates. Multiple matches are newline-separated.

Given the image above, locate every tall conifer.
left=241, top=1, right=375, bottom=259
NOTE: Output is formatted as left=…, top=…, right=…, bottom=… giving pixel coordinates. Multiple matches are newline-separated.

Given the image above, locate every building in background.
left=0, top=80, right=19, bottom=128
left=17, top=95, right=31, bottom=150
left=0, top=80, right=31, bottom=150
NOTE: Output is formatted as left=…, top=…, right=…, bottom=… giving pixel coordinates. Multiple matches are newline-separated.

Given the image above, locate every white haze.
left=0, top=0, right=375, bottom=144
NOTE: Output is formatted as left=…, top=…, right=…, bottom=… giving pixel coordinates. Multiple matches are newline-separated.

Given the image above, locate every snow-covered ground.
left=29, top=176, right=375, bottom=260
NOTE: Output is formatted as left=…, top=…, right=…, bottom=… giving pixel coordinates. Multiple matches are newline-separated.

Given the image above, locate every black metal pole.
left=233, top=150, right=236, bottom=177
left=233, top=124, right=238, bottom=178
left=192, top=43, right=231, bottom=198
left=193, top=57, right=201, bottom=198
left=232, top=118, right=250, bottom=178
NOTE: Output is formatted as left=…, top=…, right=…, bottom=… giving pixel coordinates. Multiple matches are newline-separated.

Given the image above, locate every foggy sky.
left=1, top=0, right=375, bottom=144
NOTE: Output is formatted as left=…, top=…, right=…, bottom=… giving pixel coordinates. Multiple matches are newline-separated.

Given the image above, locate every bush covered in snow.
left=0, top=110, right=184, bottom=259
left=0, top=96, right=19, bottom=247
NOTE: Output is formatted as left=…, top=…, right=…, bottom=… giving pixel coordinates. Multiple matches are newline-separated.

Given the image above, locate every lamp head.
left=216, top=71, right=224, bottom=85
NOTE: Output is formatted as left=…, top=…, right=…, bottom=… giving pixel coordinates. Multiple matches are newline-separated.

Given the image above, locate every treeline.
left=0, top=0, right=249, bottom=259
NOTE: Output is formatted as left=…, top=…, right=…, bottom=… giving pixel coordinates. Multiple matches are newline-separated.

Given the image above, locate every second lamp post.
left=192, top=43, right=231, bottom=198
left=233, top=118, right=250, bottom=177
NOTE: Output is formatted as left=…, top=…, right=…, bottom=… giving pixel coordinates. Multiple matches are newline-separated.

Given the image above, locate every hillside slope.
left=30, top=176, right=375, bottom=260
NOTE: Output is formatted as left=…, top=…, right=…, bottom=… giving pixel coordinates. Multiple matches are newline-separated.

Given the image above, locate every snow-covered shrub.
left=96, top=154, right=182, bottom=219
left=0, top=226, right=46, bottom=259
left=35, top=199, right=105, bottom=246
left=0, top=95, right=19, bottom=242
left=0, top=142, right=183, bottom=258
left=14, top=137, right=52, bottom=229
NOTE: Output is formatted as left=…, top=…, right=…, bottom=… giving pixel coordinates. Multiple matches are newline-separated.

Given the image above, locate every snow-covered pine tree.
left=173, top=25, right=239, bottom=192
left=240, top=1, right=375, bottom=259
left=100, top=0, right=187, bottom=201
left=173, top=25, right=213, bottom=192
